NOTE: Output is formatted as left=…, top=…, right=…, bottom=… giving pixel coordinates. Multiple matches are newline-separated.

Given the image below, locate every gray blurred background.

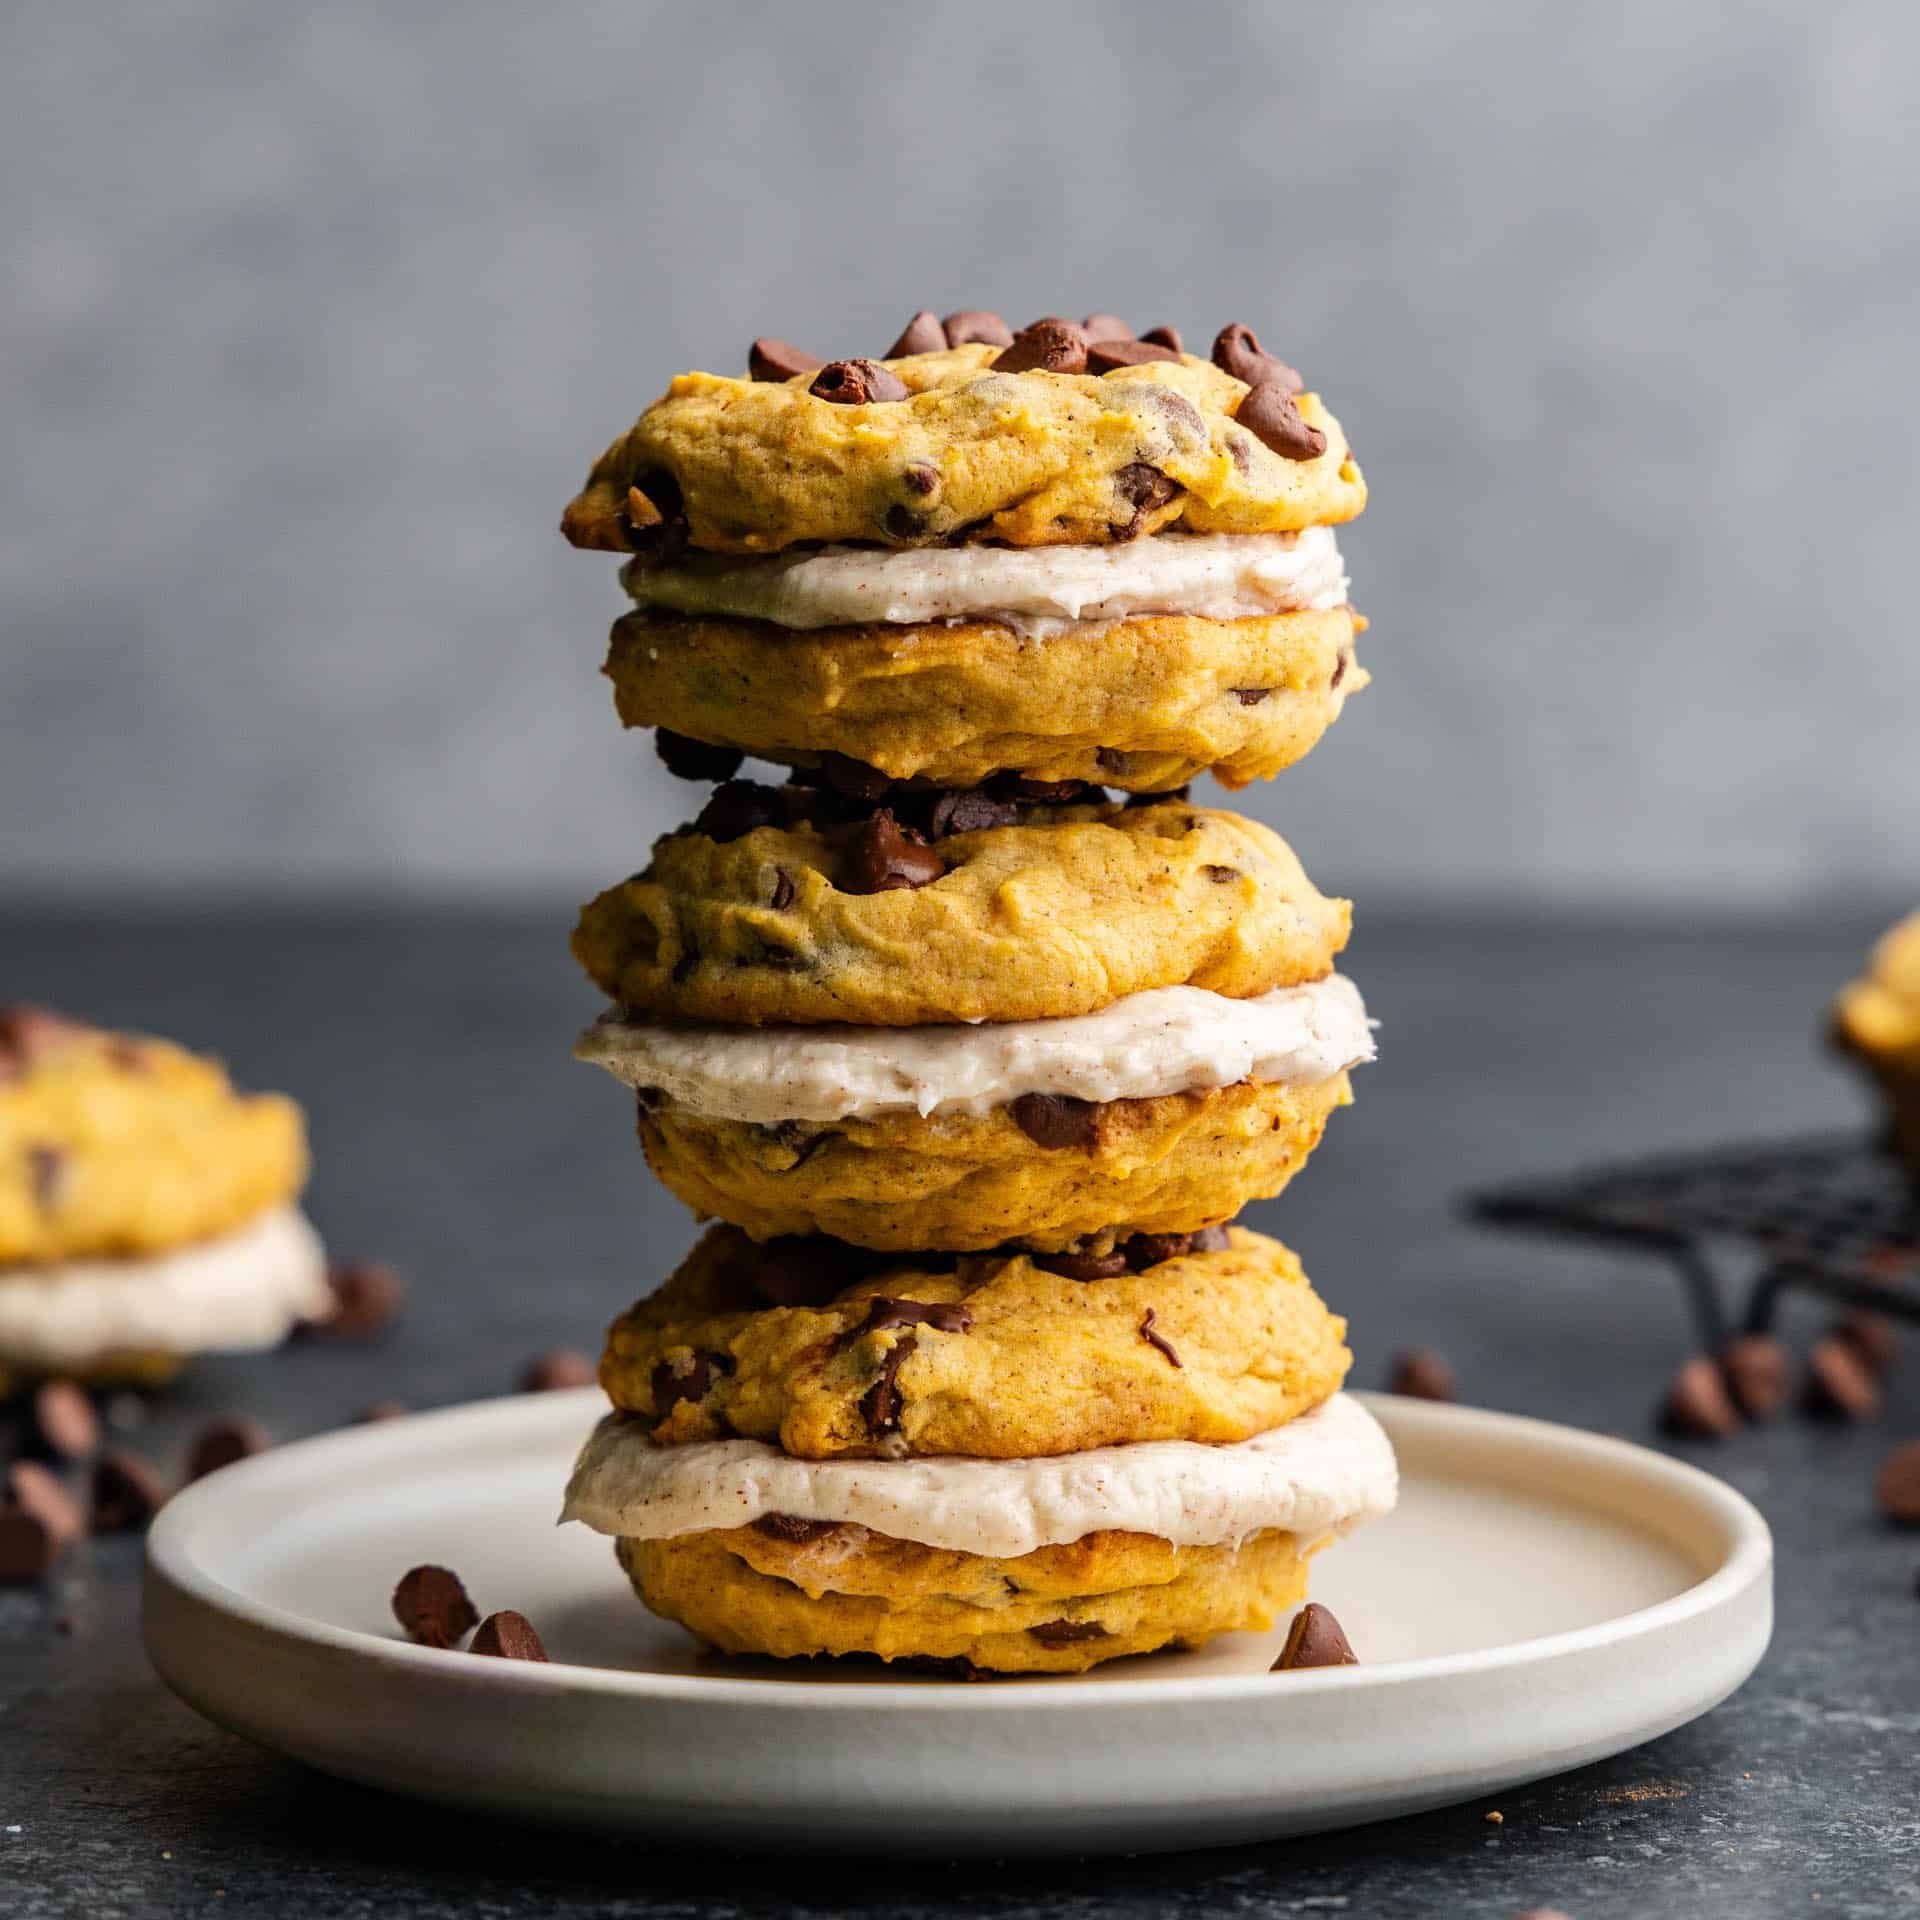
left=4, top=0, right=1915, bottom=909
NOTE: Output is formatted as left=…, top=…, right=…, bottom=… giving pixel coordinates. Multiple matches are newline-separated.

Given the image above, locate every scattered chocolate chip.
left=903, top=461, right=940, bottom=495
left=1805, top=1337, right=1881, bottom=1421
left=312, top=1259, right=405, bottom=1340
left=993, top=319, right=1088, bottom=376
left=844, top=1296, right=975, bottom=1345
left=392, top=1564, right=480, bottom=1648
left=27, top=1144, right=66, bottom=1211
left=1140, top=324, right=1184, bottom=353
left=468, top=1610, right=548, bottom=1662
left=1272, top=1601, right=1358, bottom=1670
left=186, top=1417, right=269, bottom=1482
left=860, top=1334, right=917, bottom=1437
left=355, top=1401, right=409, bottom=1424
left=819, top=753, right=893, bottom=803
left=1237, top=382, right=1327, bottom=461
left=1009, top=1092, right=1098, bottom=1149
left=1211, top=322, right=1303, bottom=394
left=521, top=1350, right=597, bottom=1393
left=29, top=1380, right=100, bottom=1461
left=1832, top=1310, right=1901, bottom=1378
left=749, top=338, right=824, bottom=382
left=1231, top=687, right=1272, bottom=706
left=1661, top=1356, right=1740, bottom=1438
left=1387, top=1348, right=1457, bottom=1401
left=1088, top=338, right=1180, bottom=373
left=1203, top=865, right=1240, bottom=884
left=1720, top=1334, right=1791, bottom=1421
left=883, top=309, right=946, bottom=357
left=1037, top=1247, right=1132, bottom=1281
left=842, top=809, right=944, bottom=895
left=1876, top=1440, right=1920, bottom=1525
left=769, top=868, right=795, bottom=911
left=752, top=1513, right=839, bottom=1544
left=1139, top=1308, right=1182, bottom=1368
left=942, top=310, right=1014, bottom=349
left=928, top=789, right=1018, bottom=839
left=1080, top=313, right=1132, bottom=342
left=90, top=1449, right=170, bottom=1532
left=693, top=780, right=785, bottom=842
left=1028, top=1618, right=1111, bottom=1647
left=810, top=358, right=909, bottom=405
left=6, top=1461, right=83, bottom=1546
left=654, top=729, right=744, bottom=783
left=0, top=1508, right=61, bottom=1584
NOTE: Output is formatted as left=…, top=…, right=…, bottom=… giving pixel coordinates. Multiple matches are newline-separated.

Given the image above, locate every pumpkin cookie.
left=598, top=1222, right=1350, bottom=1459
left=1833, top=911, right=1920, bottom=1166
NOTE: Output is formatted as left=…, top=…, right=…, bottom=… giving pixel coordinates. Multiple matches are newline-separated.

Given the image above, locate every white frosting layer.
left=0, top=1206, right=331, bottom=1370
left=562, top=1391, right=1397, bottom=1558
left=621, top=527, right=1349, bottom=637
left=577, top=974, right=1372, bottom=1125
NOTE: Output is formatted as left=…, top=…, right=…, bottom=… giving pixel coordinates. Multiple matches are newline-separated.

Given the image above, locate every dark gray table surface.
left=3, top=904, right=1916, bottom=1920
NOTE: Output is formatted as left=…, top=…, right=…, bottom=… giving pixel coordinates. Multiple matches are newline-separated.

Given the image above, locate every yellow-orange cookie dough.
left=0, top=1007, right=308, bottom=1265
left=637, top=1073, right=1350, bottom=1253
left=616, top=1520, right=1313, bottom=1674
left=604, top=605, right=1364, bottom=793
left=574, top=798, right=1350, bottom=1027
left=562, top=346, right=1364, bottom=556
left=601, top=1222, right=1349, bottom=1458
left=1833, top=911, right=1920, bottom=1165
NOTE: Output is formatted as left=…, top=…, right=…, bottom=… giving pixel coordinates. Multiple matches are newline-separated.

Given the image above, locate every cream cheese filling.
left=0, top=1205, right=330, bottom=1370
left=621, top=527, right=1349, bottom=638
left=562, top=1390, right=1397, bottom=1559
left=577, top=973, right=1372, bottom=1126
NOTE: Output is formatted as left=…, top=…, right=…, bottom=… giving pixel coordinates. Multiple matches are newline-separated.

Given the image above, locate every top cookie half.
left=561, top=342, right=1364, bottom=556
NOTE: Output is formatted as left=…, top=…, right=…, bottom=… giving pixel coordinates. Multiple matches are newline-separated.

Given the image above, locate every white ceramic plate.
left=143, top=1390, right=1771, bottom=1854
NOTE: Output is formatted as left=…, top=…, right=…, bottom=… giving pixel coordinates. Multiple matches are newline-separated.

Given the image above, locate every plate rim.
left=144, top=1387, right=1773, bottom=1713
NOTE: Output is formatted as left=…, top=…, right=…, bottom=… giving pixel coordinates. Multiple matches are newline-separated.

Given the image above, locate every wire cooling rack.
left=1465, top=1131, right=1920, bottom=1352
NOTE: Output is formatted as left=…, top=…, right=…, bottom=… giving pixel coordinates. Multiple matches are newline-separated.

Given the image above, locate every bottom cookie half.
left=616, top=1521, right=1314, bottom=1675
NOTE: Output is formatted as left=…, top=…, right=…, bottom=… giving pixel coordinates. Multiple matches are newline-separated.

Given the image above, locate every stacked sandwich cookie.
left=0, top=1005, right=329, bottom=1395
left=558, top=309, right=1396, bottom=1674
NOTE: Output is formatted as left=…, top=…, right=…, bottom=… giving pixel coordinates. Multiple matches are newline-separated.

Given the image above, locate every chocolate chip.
left=693, top=780, right=785, bottom=842
left=1121, top=1232, right=1195, bottom=1270
left=1125, top=784, right=1187, bottom=808
left=942, top=310, right=1014, bottom=348
left=1660, top=1356, right=1740, bottom=1438
left=186, top=1417, right=269, bottom=1482
left=753, top=1513, right=839, bottom=1544
left=842, top=810, right=943, bottom=895
left=1387, top=1349, right=1457, bottom=1402
left=0, top=1508, right=61, bottom=1585
left=749, top=338, right=824, bottom=382
left=1875, top=1440, right=1920, bottom=1524
left=90, top=1449, right=171, bottom=1532
left=904, top=461, right=940, bottom=495
left=1037, top=1247, right=1132, bottom=1281
left=884, top=504, right=925, bottom=538
left=819, top=753, right=892, bottom=803
left=1720, top=1334, right=1791, bottom=1421
left=1272, top=1601, right=1358, bottom=1671
left=1080, top=313, right=1132, bottom=342
left=1805, top=1337, right=1881, bottom=1421
left=312, top=1259, right=405, bottom=1340
left=655, top=729, right=744, bottom=783
left=651, top=1350, right=726, bottom=1413
left=1139, top=1308, right=1182, bottom=1368
left=670, top=946, right=699, bottom=984
left=860, top=1333, right=916, bottom=1437
left=769, top=868, right=795, bottom=911
left=993, top=319, right=1088, bottom=375
left=737, top=1235, right=870, bottom=1309
left=1107, top=459, right=1181, bottom=538
left=392, top=1564, right=481, bottom=1648
left=0, top=1005, right=89, bottom=1083
left=996, top=773, right=1098, bottom=805
left=884, top=310, right=946, bottom=357
left=1028, top=1618, right=1111, bottom=1647
left=844, top=1296, right=975, bottom=1344
left=27, top=1144, right=65, bottom=1212
left=1237, top=382, right=1327, bottom=461
left=29, top=1380, right=99, bottom=1461
left=469, top=1610, right=548, bottom=1661
left=1211, top=322, right=1303, bottom=395
left=1088, top=338, right=1180, bottom=373
left=1203, top=865, right=1240, bottom=884
left=1133, top=383, right=1205, bottom=440
left=520, top=1349, right=596, bottom=1393
left=7, top=1461, right=83, bottom=1547
left=928, top=789, right=1018, bottom=839
left=1231, top=687, right=1272, bottom=707
left=765, top=1118, right=832, bottom=1167
left=1140, top=324, right=1183, bottom=353
left=1009, top=1092, right=1098, bottom=1149
left=1832, top=1309, right=1900, bottom=1378
left=810, top=358, right=909, bottom=405
left=1331, top=650, right=1350, bottom=688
